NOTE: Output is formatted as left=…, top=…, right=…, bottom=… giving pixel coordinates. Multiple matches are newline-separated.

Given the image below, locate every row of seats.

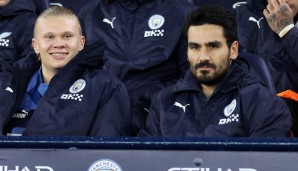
left=35, top=0, right=244, bottom=15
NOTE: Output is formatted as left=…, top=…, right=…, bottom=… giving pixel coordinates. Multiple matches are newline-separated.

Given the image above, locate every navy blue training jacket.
left=0, top=43, right=134, bottom=136
left=0, top=0, right=37, bottom=64
left=235, top=0, right=298, bottom=94
left=139, top=58, right=292, bottom=137
left=78, top=0, right=196, bottom=131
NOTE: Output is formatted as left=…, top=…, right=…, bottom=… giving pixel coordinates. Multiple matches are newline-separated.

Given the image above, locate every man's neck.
left=41, top=66, right=58, bottom=84
left=201, top=84, right=218, bottom=99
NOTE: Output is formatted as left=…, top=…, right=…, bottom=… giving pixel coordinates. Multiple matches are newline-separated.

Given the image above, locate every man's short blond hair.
left=33, top=6, right=83, bottom=37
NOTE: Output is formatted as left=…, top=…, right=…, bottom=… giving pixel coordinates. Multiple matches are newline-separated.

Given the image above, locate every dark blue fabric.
left=21, top=68, right=48, bottom=111
left=78, top=0, right=195, bottom=132
left=139, top=58, right=292, bottom=137
left=0, top=0, right=37, bottom=64
left=5, top=68, right=48, bottom=135
left=235, top=0, right=298, bottom=94
left=0, top=42, right=135, bottom=136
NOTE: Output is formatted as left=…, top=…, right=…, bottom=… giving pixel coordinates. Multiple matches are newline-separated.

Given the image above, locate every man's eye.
left=45, top=35, right=54, bottom=39
left=189, top=45, right=198, bottom=49
left=65, top=34, right=72, bottom=39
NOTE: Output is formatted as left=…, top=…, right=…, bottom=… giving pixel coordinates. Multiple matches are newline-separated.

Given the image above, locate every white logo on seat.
left=88, top=159, right=122, bottom=171
left=248, top=17, right=263, bottom=29
left=103, top=17, right=116, bottom=29
left=174, top=102, right=190, bottom=112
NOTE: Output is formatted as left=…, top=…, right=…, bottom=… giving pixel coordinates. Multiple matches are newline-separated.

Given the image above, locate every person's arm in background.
left=263, top=0, right=298, bottom=66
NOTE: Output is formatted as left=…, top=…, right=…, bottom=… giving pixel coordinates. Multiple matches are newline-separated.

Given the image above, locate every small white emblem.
left=103, top=17, right=117, bottom=29
left=5, top=87, right=13, bottom=93
left=0, top=32, right=11, bottom=39
left=174, top=102, right=190, bottom=112
left=248, top=17, right=263, bottom=29
left=224, top=99, right=237, bottom=117
left=0, top=32, right=11, bottom=47
left=232, top=1, right=247, bottom=9
left=50, top=3, right=63, bottom=6
left=88, top=159, right=122, bottom=171
left=69, top=79, right=86, bottom=94
left=148, top=14, right=165, bottom=30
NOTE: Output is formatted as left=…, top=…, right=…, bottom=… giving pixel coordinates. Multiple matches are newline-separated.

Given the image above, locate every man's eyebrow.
left=188, top=42, right=200, bottom=46
left=205, top=40, right=222, bottom=46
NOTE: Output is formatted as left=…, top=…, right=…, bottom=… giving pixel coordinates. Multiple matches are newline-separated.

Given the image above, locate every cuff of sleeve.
left=279, top=24, right=295, bottom=38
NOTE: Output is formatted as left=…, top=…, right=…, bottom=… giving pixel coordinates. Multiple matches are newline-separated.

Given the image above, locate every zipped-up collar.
left=174, top=58, right=259, bottom=97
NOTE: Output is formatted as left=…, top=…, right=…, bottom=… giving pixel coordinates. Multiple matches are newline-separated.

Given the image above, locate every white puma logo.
left=248, top=17, right=263, bottom=29
left=0, top=32, right=12, bottom=39
left=174, top=102, right=190, bottom=112
left=103, top=17, right=116, bottom=29
left=5, top=87, right=13, bottom=93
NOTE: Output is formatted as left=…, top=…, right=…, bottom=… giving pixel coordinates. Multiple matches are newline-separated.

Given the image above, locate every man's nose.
left=198, top=48, right=211, bottom=61
left=53, top=38, right=65, bottom=48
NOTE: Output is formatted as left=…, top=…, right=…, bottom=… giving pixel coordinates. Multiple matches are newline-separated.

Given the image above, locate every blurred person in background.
left=0, top=0, right=38, bottom=65
left=78, top=0, right=195, bottom=135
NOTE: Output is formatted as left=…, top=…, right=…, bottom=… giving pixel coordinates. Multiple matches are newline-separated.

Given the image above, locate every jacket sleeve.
left=138, top=93, right=162, bottom=137
left=243, top=87, right=292, bottom=137
left=281, top=27, right=298, bottom=66
left=0, top=64, right=15, bottom=135
left=88, top=78, right=135, bottom=136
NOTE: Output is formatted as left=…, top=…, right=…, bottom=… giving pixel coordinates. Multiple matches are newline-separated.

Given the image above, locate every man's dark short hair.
left=184, top=5, right=238, bottom=47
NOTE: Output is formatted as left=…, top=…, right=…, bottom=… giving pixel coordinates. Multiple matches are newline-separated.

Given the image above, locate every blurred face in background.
left=0, top=0, right=10, bottom=7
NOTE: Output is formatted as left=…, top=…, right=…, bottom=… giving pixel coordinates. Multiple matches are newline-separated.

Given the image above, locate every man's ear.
left=32, top=38, right=39, bottom=54
left=230, top=41, right=239, bottom=60
left=79, top=36, right=85, bottom=51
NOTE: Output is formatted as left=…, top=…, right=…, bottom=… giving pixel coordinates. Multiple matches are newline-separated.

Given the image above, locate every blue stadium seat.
left=238, top=52, right=276, bottom=93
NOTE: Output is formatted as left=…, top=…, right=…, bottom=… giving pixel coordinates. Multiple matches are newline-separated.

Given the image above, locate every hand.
left=263, top=0, right=294, bottom=34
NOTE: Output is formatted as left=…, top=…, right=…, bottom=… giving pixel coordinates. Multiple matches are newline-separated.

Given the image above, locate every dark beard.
left=194, top=59, right=230, bottom=86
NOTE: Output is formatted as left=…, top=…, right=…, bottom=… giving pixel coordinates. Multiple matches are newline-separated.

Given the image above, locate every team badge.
left=88, top=159, right=122, bottom=171
left=69, top=79, right=86, bottom=94
left=223, top=99, right=237, bottom=117
left=148, top=14, right=165, bottom=30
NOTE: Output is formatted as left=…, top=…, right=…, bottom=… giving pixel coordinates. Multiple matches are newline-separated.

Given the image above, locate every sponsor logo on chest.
left=60, top=79, right=86, bottom=102
left=219, top=99, right=239, bottom=125
left=0, top=32, right=11, bottom=47
left=144, top=14, right=165, bottom=37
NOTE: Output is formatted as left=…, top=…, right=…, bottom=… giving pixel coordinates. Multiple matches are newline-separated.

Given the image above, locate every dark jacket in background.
left=79, top=0, right=195, bottom=132
left=235, top=0, right=298, bottom=94
left=0, top=0, right=37, bottom=64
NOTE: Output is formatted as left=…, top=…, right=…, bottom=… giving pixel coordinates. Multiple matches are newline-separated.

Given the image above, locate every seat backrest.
left=33, top=0, right=50, bottom=15
left=238, top=52, right=276, bottom=93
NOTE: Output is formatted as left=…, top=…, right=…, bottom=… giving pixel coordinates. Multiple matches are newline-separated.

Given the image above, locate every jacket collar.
left=246, top=0, right=267, bottom=15
left=174, top=58, right=259, bottom=95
